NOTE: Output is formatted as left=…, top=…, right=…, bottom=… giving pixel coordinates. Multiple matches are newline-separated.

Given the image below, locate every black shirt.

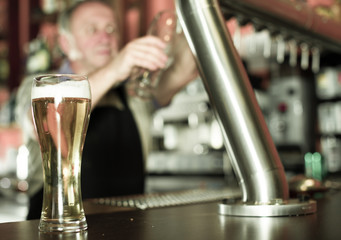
left=81, top=85, right=145, bottom=198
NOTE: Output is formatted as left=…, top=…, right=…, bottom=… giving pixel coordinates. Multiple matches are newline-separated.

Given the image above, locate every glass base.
left=38, top=217, right=88, bottom=233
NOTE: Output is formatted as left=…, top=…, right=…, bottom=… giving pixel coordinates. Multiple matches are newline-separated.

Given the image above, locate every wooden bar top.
left=1, top=188, right=341, bottom=240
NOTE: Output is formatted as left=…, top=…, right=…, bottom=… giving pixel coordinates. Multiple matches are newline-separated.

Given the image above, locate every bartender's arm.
left=87, top=36, right=168, bottom=108
left=152, top=34, right=198, bottom=107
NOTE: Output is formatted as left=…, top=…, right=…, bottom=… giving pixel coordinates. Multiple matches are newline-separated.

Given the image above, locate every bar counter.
left=1, top=188, right=341, bottom=240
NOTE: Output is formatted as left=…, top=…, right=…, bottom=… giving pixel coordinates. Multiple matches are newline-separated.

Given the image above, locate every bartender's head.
left=58, top=0, right=120, bottom=73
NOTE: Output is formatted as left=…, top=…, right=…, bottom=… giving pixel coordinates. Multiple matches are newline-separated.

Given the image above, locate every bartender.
left=15, top=0, right=197, bottom=219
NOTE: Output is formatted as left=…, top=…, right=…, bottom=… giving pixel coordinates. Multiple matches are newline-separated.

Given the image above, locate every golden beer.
left=31, top=75, right=91, bottom=232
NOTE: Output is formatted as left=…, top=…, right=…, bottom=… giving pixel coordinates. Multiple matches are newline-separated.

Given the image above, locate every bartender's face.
left=68, top=2, right=119, bottom=70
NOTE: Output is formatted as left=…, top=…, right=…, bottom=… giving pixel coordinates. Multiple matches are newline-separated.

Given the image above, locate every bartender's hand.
left=109, top=35, right=169, bottom=83
left=88, top=36, right=169, bottom=107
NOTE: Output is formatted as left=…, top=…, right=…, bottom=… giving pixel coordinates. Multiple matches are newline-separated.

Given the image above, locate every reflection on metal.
left=175, top=0, right=316, bottom=216
left=218, top=211, right=317, bottom=239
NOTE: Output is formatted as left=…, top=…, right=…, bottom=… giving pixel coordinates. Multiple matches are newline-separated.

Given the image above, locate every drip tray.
left=84, top=188, right=241, bottom=214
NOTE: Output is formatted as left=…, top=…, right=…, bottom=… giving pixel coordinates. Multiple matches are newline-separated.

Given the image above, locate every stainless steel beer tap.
left=175, top=0, right=316, bottom=216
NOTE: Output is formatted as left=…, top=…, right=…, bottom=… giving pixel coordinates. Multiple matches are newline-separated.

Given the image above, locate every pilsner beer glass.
left=31, top=74, right=91, bottom=232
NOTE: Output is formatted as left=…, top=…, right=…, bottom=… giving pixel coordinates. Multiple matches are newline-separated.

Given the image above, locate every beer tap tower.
left=175, top=0, right=325, bottom=216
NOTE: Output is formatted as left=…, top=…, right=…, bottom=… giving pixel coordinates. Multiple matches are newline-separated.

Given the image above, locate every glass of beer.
left=129, top=10, right=179, bottom=99
left=31, top=74, right=91, bottom=232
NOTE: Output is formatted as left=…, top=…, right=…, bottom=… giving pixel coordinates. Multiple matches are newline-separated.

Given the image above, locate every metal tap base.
left=218, top=198, right=316, bottom=217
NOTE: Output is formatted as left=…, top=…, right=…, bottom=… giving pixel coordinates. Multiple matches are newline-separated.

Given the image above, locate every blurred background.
left=1, top=0, right=341, bottom=222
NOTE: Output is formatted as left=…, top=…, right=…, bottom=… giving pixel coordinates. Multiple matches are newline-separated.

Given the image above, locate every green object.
left=312, top=152, right=323, bottom=181
left=304, top=152, right=326, bottom=181
left=304, top=152, right=313, bottom=178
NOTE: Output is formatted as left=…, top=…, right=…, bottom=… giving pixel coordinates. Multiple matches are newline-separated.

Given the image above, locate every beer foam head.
left=32, top=77, right=91, bottom=100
